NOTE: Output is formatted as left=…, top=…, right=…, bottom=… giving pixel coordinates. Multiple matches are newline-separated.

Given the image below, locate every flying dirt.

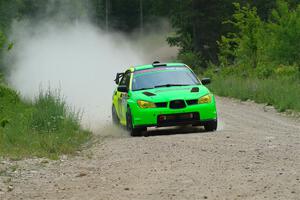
left=5, top=19, right=177, bottom=132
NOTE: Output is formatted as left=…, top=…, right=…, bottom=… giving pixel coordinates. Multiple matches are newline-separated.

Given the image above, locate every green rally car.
left=112, top=62, right=218, bottom=136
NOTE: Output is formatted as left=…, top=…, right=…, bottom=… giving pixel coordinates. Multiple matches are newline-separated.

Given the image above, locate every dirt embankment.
left=1, top=97, right=299, bottom=200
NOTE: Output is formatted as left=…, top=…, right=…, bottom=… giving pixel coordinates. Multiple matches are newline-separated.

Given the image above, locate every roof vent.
left=152, top=61, right=167, bottom=67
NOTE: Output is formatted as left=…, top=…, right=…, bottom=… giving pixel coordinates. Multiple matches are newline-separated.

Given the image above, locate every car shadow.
left=145, top=125, right=207, bottom=137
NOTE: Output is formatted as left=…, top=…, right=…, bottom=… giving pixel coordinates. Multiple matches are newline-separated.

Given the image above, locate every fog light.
left=158, top=115, right=167, bottom=121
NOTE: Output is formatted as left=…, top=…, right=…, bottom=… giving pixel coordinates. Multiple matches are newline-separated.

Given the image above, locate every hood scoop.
left=143, top=91, right=156, bottom=97
left=191, top=87, right=199, bottom=93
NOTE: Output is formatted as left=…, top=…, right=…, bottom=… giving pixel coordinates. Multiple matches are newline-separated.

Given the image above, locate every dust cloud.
left=5, top=13, right=176, bottom=133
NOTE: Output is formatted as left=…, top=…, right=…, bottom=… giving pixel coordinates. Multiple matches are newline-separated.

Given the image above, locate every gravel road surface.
left=1, top=97, right=299, bottom=200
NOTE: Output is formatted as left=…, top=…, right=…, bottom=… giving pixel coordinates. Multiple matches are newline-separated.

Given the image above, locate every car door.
left=116, top=71, right=131, bottom=124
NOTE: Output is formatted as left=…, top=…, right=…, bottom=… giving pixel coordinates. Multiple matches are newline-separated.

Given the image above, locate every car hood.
left=131, top=85, right=210, bottom=102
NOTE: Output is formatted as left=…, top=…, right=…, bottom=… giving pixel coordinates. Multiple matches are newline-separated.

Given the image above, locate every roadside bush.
left=274, top=64, right=298, bottom=77
left=208, top=75, right=300, bottom=112
left=31, top=89, right=81, bottom=133
left=0, top=86, right=91, bottom=159
left=0, top=84, right=20, bottom=105
left=255, top=65, right=274, bottom=79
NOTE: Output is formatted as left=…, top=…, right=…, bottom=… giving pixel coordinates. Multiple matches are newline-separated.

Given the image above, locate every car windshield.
left=132, top=67, right=200, bottom=91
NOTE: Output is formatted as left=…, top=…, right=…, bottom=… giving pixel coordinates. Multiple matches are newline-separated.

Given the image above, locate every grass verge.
left=0, top=85, right=91, bottom=159
left=208, top=75, right=300, bottom=112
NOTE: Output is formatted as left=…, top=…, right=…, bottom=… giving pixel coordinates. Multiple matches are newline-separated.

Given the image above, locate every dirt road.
left=1, top=97, right=299, bottom=200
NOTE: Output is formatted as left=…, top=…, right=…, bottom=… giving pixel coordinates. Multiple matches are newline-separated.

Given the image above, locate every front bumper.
left=130, top=101, right=217, bottom=128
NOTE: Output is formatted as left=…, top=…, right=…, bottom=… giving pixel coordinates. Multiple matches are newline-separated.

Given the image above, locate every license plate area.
left=157, top=112, right=199, bottom=124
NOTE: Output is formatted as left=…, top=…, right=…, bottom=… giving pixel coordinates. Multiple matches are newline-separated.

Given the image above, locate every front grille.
left=186, top=99, right=198, bottom=105
left=155, top=102, right=167, bottom=108
left=169, top=100, right=186, bottom=109
left=157, top=112, right=200, bottom=126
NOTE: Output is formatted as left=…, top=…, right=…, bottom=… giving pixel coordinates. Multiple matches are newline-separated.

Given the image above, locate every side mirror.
left=115, top=73, right=124, bottom=85
left=201, top=78, right=211, bottom=85
left=117, top=85, right=128, bottom=93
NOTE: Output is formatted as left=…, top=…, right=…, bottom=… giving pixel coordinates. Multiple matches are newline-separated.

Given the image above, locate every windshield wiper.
left=134, top=87, right=154, bottom=91
left=154, top=84, right=190, bottom=88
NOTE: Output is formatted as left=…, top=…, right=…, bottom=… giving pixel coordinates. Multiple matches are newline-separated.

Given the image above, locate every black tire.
left=126, top=107, right=145, bottom=137
left=204, top=119, right=218, bottom=132
left=112, top=106, right=120, bottom=125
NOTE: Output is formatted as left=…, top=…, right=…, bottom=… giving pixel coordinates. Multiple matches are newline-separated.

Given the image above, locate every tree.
left=218, top=0, right=300, bottom=73
left=218, top=3, right=262, bottom=68
left=167, top=0, right=236, bottom=65
left=266, top=0, right=300, bottom=67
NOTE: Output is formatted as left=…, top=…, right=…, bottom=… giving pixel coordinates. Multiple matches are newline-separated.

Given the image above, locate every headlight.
left=137, top=100, right=156, bottom=108
left=198, top=94, right=212, bottom=104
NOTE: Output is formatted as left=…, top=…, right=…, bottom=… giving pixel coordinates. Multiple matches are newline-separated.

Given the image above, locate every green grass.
left=208, top=75, right=300, bottom=112
left=0, top=84, right=91, bottom=159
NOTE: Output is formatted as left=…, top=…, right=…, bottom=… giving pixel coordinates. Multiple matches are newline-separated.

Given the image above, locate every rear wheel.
left=204, top=119, right=218, bottom=132
left=126, top=107, right=146, bottom=137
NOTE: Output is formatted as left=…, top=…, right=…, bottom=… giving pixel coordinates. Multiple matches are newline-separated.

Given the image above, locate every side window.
left=125, top=73, right=131, bottom=89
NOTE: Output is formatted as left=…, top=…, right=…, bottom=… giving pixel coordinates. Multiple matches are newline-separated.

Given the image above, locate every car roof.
left=128, top=63, right=187, bottom=72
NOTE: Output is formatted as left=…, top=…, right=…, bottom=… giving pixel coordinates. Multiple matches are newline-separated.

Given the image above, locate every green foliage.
left=274, top=64, right=299, bottom=76
left=177, top=51, right=203, bottom=73
left=0, top=86, right=91, bottom=159
left=167, top=32, right=194, bottom=53
left=166, top=0, right=279, bottom=66
left=30, top=89, right=81, bottom=133
left=89, top=0, right=177, bottom=32
left=0, top=31, right=6, bottom=49
left=219, top=0, right=300, bottom=75
left=0, top=0, right=21, bottom=30
left=266, top=1, right=300, bottom=67
left=0, top=0, right=287, bottom=67
left=167, top=0, right=236, bottom=64
left=218, top=3, right=262, bottom=69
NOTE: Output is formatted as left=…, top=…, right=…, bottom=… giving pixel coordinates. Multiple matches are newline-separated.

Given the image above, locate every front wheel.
left=204, top=119, right=218, bottom=132
left=126, top=107, right=146, bottom=137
